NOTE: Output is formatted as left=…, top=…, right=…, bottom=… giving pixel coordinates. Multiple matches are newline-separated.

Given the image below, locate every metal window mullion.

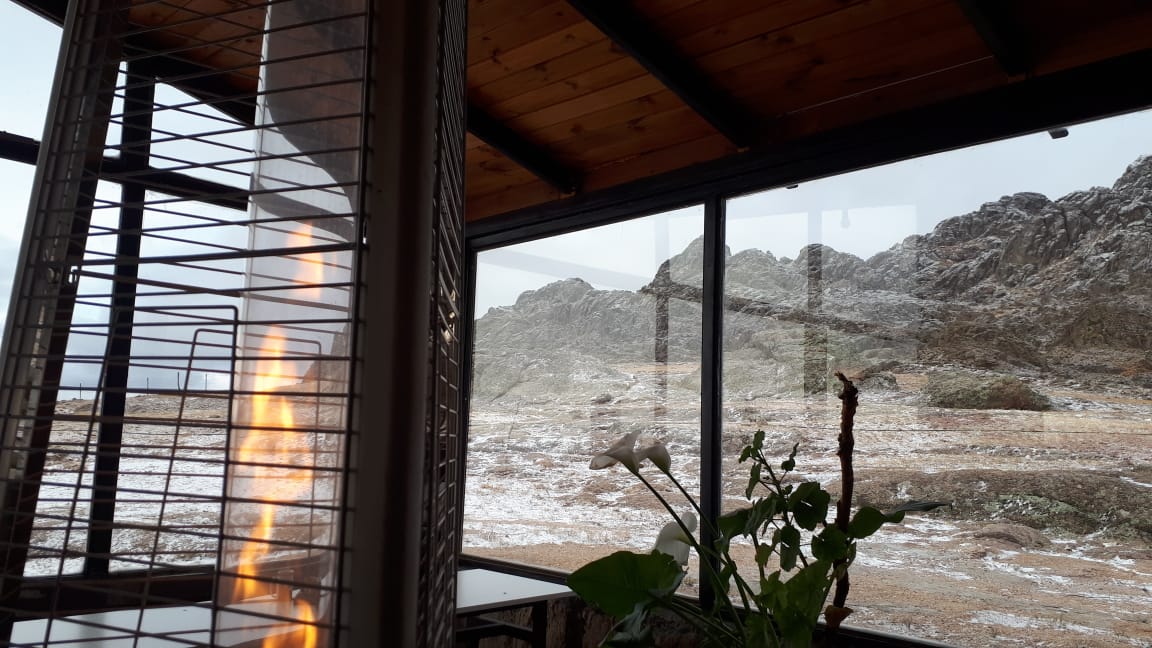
left=84, top=63, right=156, bottom=580
left=698, top=193, right=725, bottom=609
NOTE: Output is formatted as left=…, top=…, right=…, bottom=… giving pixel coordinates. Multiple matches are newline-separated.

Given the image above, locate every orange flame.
left=229, top=322, right=319, bottom=647
left=286, top=222, right=325, bottom=298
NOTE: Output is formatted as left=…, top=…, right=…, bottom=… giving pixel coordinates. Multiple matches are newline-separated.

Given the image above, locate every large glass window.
left=722, top=110, right=1152, bottom=647
left=464, top=107, right=1152, bottom=648
left=464, top=207, right=705, bottom=583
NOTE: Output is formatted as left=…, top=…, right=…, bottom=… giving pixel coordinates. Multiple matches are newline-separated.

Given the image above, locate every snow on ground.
left=463, top=374, right=1152, bottom=648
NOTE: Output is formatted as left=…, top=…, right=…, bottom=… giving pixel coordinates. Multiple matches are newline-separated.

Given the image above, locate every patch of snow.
left=1121, top=476, right=1152, bottom=489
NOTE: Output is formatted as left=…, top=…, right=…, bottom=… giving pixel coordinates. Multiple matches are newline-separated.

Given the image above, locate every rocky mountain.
left=472, top=155, right=1152, bottom=402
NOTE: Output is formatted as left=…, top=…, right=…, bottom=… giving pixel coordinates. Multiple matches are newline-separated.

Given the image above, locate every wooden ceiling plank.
left=505, top=73, right=666, bottom=134
left=469, top=39, right=628, bottom=108
left=780, top=58, right=1006, bottom=139
left=659, top=0, right=830, bottom=44
left=466, top=178, right=562, bottom=221
left=649, top=0, right=792, bottom=39
left=554, top=105, right=717, bottom=168
left=674, top=0, right=896, bottom=58
left=524, top=89, right=687, bottom=142
left=467, top=21, right=605, bottom=87
left=690, top=0, right=952, bottom=78
left=709, top=2, right=972, bottom=92
left=484, top=56, right=649, bottom=119
left=467, top=102, right=580, bottom=193
left=953, top=0, right=1032, bottom=75
left=465, top=146, right=553, bottom=197
left=469, top=0, right=552, bottom=37
left=566, top=0, right=758, bottom=147
left=468, top=1, right=585, bottom=66
left=584, top=132, right=735, bottom=192
left=734, top=18, right=988, bottom=114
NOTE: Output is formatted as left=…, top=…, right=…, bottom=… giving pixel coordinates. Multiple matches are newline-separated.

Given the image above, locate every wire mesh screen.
left=0, top=0, right=374, bottom=645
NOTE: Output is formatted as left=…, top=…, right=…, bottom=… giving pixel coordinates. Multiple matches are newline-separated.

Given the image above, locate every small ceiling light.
left=1048, top=128, right=1069, bottom=139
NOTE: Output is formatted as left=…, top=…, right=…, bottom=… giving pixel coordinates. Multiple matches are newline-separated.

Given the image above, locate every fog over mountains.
left=472, top=155, right=1152, bottom=402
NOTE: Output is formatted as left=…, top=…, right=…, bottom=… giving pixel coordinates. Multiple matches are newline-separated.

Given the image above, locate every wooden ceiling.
left=464, top=0, right=1152, bottom=219
left=12, top=0, right=1152, bottom=223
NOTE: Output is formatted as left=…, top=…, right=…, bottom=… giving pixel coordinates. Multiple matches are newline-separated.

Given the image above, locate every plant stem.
left=634, top=471, right=755, bottom=616
left=662, top=469, right=760, bottom=612
left=829, top=371, right=859, bottom=627
left=662, top=596, right=742, bottom=642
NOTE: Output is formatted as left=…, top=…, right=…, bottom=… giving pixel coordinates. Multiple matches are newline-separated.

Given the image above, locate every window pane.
left=465, top=207, right=705, bottom=586
left=722, top=109, right=1152, bottom=647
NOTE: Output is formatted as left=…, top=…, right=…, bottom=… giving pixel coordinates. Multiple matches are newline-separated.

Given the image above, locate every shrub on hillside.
left=924, top=371, right=1052, bottom=410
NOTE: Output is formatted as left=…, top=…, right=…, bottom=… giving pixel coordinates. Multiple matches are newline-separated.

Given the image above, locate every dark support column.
left=343, top=0, right=467, bottom=646
left=698, top=195, right=725, bottom=607
left=85, top=63, right=155, bottom=579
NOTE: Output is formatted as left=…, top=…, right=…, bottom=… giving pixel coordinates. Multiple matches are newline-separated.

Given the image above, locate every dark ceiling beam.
left=566, top=0, right=758, bottom=149
left=954, top=0, right=1032, bottom=76
left=0, top=131, right=39, bottom=165
left=467, top=103, right=580, bottom=194
left=123, top=41, right=258, bottom=125
left=8, top=0, right=66, bottom=25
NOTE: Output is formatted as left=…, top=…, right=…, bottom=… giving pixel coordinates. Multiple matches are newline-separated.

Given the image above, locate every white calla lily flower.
left=636, top=442, right=671, bottom=473
left=589, top=430, right=641, bottom=472
left=652, top=511, right=697, bottom=567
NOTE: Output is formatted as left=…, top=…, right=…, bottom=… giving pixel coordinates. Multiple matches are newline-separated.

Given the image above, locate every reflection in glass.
left=722, top=128, right=1152, bottom=647
left=464, top=208, right=705, bottom=589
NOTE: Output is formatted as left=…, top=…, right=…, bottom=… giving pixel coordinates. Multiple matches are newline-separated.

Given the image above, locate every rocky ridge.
left=473, top=155, right=1152, bottom=401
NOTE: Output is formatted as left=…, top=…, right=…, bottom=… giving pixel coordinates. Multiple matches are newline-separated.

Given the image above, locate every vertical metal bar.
left=698, top=193, right=725, bottom=608
left=85, top=62, right=155, bottom=580
left=456, top=248, right=477, bottom=559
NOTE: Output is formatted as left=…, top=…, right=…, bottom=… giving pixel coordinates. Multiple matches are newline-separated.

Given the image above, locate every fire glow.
left=221, top=221, right=333, bottom=646
left=227, top=327, right=320, bottom=647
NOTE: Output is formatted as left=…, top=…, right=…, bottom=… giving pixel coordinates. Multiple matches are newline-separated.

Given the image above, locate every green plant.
left=568, top=373, right=946, bottom=647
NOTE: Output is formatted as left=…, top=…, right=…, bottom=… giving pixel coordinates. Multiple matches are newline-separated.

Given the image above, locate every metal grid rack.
left=0, top=0, right=468, bottom=646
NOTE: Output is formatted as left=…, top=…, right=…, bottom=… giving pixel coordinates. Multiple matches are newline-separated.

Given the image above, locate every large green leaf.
left=774, top=560, right=834, bottom=648
left=567, top=551, right=683, bottom=619
left=746, top=462, right=763, bottom=499
left=811, top=525, right=850, bottom=562
left=887, top=500, right=950, bottom=514
left=776, top=526, right=802, bottom=571
left=719, top=507, right=751, bottom=542
left=788, top=482, right=830, bottom=531
left=847, top=501, right=949, bottom=539
left=847, top=506, right=902, bottom=538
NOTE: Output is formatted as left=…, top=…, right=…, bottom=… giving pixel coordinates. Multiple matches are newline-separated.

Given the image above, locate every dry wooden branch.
left=827, top=371, right=859, bottom=633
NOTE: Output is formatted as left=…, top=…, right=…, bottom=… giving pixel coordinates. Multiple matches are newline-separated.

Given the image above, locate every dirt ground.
left=464, top=371, right=1152, bottom=647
